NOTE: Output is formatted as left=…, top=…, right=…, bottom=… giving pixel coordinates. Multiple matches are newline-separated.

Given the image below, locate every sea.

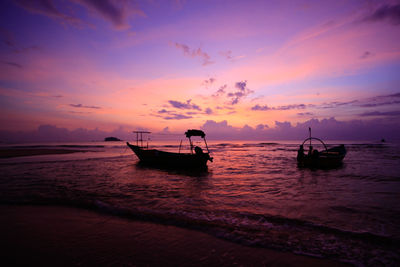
left=1, top=139, right=399, bottom=266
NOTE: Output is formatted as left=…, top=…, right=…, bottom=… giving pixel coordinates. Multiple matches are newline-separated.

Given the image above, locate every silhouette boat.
left=127, top=129, right=213, bottom=169
left=297, top=128, right=346, bottom=168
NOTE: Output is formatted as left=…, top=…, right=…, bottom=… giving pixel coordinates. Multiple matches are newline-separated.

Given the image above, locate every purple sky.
left=0, top=0, right=399, bottom=142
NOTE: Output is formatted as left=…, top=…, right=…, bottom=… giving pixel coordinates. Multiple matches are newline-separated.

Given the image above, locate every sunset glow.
left=1, top=0, right=400, bottom=141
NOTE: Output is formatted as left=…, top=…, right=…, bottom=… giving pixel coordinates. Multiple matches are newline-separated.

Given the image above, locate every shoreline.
left=0, top=148, right=87, bottom=158
left=0, top=204, right=349, bottom=266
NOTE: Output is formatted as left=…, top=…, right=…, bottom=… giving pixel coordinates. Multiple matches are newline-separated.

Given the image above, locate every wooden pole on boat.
left=204, top=137, right=210, bottom=154
left=309, top=127, right=312, bottom=148
left=189, top=137, right=193, bottom=154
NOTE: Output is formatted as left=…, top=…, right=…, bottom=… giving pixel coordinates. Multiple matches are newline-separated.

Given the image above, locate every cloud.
left=318, top=100, right=358, bottom=109
left=14, top=0, right=144, bottom=30
left=0, top=61, right=23, bottom=69
left=227, top=80, right=253, bottom=105
left=220, top=50, right=233, bottom=60
left=163, top=114, right=192, bottom=120
left=202, top=77, right=216, bottom=87
left=73, top=0, right=144, bottom=30
left=360, top=51, right=373, bottom=59
left=14, top=0, right=84, bottom=26
left=359, top=100, right=400, bottom=108
left=219, top=50, right=245, bottom=61
left=205, top=107, right=213, bottom=115
left=174, top=43, right=214, bottom=66
left=386, top=92, right=400, bottom=98
left=200, top=117, right=400, bottom=140
left=1, top=116, right=400, bottom=142
left=212, top=84, right=227, bottom=97
left=251, top=104, right=270, bottom=111
left=251, top=103, right=308, bottom=111
left=155, top=108, right=194, bottom=120
left=362, top=4, right=400, bottom=25
left=360, top=110, right=400, bottom=117
left=297, top=112, right=314, bottom=116
left=168, top=99, right=201, bottom=110
left=158, top=109, right=168, bottom=114
left=358, top=92, right=400, bottom=108
left=69, top=103, right=102, bottom=109
left=0, top=27, right=16, bottom=48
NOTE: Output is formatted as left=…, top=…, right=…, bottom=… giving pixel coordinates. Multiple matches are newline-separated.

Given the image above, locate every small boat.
left=127, top=129, right=213, bottom=169
left=297, top=128, right=346, bottom=168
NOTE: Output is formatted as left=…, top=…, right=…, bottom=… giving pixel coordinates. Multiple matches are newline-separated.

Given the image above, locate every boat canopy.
left=185, top=129, right=206, bottom=138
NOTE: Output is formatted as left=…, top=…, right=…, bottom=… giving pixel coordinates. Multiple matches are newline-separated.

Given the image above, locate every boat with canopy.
left=297, top=128, right=346, bottom=168
left=127, top=129, right=213, bottom=169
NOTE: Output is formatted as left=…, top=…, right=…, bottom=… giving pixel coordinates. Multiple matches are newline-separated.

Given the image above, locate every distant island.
left=104, top=137, right=121, bottom=141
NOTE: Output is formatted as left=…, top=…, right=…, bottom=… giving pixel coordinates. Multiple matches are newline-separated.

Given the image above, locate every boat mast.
left=309, top=127, right=312, bottom=149
left=132, top=131, right=151, bottom=148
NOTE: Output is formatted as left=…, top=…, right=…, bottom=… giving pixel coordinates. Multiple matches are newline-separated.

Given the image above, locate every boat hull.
left=297, top=145, right=346, bottom=168
left=127, top=142, right=210, bottom=169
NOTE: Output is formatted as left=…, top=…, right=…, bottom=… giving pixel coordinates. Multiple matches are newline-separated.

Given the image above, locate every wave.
left=3, top=145, right=105, bottom=149
left=3, top=198, right=399, bottom=266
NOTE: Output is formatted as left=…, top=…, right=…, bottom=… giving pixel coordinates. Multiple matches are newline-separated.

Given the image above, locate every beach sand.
left=0, top=205, right=348, bottom=266
left=0, top=148, right=87, bottom=158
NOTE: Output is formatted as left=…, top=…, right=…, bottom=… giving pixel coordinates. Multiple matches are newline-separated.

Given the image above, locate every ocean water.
left=1, top=140, right=399, bottom=265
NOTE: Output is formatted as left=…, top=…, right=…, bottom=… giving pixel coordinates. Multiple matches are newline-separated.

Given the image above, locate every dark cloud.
left=74, top=0, right=144, bottom=29
left=360, top=51, right=372, bottom=59
left=69, top=103, right=102, bottom=109
left=362, top=4, right=400, bottom=25
left=201, top=117, right=400, bottom=140
left=297, top=112, right=314, bottom=116
left=158, top=109, right=168, bottom=114
left=14, top=0, right=63, bottom=16
left=359, top=100, right=400, bottom=107
left=0, top=27, right=16, bottom=48
left=212, top=84, right=227, bottom=97
left=155, top=108, right=196, bottom=120
left=1, top=116, right=400, bottom=142
left=252, top=103, right=308, bottom=111
left=0, top=61, right=23, bottom=69
left=318, top=100, right=358, bottom=109
left=278, top=104, right=308, bottom=110
left=227, top=80, right=253, bottom=105
left=251, top=104, right=270, bottom=111
left=387, top=92, right=400, bottom=98
left=163, top=114, right=192, bottom=120
left=205, top=107, right=213, bottom=115
left=14, top=0, right=84, bottom=26
left=0, top=27, right=41, bottom=54
left=14, top=0, right=144, bottom=29
left=358, top=92, right=400, bottom=109
left=168, top=99, right=201, bottom=110
left=203, top=77, right=216, bottom=86
left=174, top=43, right=213, bottom=66
left=360, top=110, right=400, bottom=117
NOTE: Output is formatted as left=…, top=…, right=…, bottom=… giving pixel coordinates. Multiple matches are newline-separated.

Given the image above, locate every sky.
left=0, top=0, right=400, bottom=141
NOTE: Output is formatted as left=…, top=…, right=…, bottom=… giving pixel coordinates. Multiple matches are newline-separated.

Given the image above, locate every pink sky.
left=0, top=0, right=399, bottom=141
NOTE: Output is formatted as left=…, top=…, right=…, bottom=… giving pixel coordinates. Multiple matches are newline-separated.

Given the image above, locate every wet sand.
left=0, top=205, right=348, bottom=266
left=0, top=149, right=86, bottom=158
